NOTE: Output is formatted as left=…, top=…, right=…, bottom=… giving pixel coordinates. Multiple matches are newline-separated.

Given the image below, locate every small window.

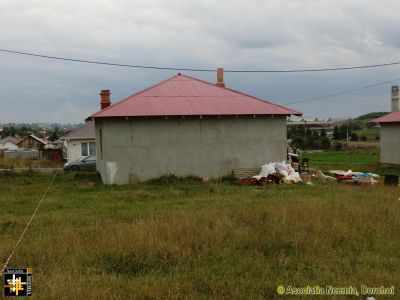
left=81, top=142, right=96, bottom=157
left=89, top=142, right=96, bottom=155
left=81, top=143, right=88, bottom=156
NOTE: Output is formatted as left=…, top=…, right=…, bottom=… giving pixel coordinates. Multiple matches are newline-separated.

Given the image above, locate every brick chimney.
left=100, top=89, right=111, bottom=110
left=392, top=85, right=399, bottom=112
left=216, top=68, right=225, bottom=87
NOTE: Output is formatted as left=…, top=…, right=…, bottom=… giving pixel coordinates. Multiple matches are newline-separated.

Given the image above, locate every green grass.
left=303, top=151, right=400, bottom=176
left=304, top=151, right=378, bottom=167
left=355, top=128, right=379, bottom=139
left=0, top=171, right=399, bottom=299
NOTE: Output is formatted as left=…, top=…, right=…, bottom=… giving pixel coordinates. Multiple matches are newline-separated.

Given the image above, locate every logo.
left=3, top=268, right=32, bottom=297
left=277, top=285, right=285, bottom=295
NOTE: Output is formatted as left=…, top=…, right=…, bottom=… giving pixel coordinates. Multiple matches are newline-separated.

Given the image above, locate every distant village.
left=0, top=123, right=83, bottom=161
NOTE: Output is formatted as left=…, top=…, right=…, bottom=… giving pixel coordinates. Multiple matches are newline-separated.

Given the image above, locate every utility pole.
left=346, top=118, right=351, bottom=143
left=304, top=120, right=307, bottom=139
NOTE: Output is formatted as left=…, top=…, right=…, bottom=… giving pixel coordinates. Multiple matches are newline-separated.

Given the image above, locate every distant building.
left=43, top=139, right=65, bottom=162
left=60, top=122, right=95, bottom=163
left=16, top=134, right=49, bottom=159
left=0, top=142, right=18, bottom=151
left=371, top=86, right=400, bottom=165
left=0, top=136, right=23, bottom=148
left=287, top=116, right=334, bottom=137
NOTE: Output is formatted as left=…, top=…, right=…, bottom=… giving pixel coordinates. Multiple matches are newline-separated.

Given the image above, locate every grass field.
left=0, top=170, right=399, bottom=299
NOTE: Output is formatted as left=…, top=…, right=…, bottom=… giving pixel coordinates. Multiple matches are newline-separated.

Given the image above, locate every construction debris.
left=236, top=162, right=387, bottom=187
left=237, top=161, right=302, bottom=186
left=237, top=173, right=285, bottom=186
left=314, top=171, right=336, bottom=181
left=313, top=169, right=381, bottom=185
left=329, top=170, right=380, bottom=184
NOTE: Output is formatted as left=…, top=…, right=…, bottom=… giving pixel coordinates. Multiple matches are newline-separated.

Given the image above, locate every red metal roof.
left=371, top=111, right=400, bottom=123
left=90, top=74, right=301, bottom=118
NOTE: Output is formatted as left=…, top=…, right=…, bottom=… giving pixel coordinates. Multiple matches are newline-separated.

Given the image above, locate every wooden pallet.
left=233, top=168, right=261, bottom=179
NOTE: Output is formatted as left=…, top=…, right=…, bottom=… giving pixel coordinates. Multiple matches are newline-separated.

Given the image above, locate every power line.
left=1, top=48, right=400, bottom=73
left=284, top=78, right=400, bottom=105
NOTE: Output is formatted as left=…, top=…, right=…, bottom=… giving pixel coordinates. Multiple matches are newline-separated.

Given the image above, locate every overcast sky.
left=1, top=0, right=399, bottom=123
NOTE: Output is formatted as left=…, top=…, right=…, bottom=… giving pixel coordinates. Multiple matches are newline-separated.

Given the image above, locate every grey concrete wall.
left=95, top=116, right=287, bottom=184
left=380, top=123, right=400, bottom=165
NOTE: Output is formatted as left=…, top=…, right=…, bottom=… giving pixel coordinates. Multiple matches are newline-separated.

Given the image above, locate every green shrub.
left=350, top=132, right=359, bottom=141
left=320, top=136, right=331, bottom=149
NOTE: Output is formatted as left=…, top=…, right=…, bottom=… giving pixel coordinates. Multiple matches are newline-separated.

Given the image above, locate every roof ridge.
left=18, top=134, right=47, bottom=145
left=168, top=74, right=301, bottom=115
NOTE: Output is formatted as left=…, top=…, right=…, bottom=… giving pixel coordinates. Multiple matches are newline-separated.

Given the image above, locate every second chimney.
left=392, top=86, right=399, bottom=112
left=100, top=89, right=111, bottom=110
left=216, top=68, right=225, bottom=87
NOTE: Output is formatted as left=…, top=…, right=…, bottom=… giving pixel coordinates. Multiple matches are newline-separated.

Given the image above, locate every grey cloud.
left=0, top=0, right=399, bottom=123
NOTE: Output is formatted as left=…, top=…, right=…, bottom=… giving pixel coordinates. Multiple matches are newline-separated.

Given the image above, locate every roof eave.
left=91, top=112, right=302, bottom=119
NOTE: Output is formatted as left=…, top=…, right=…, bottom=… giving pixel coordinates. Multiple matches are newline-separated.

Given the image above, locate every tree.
left=9, top=126, right=16, bottom=137
left=350, top=132, right=359, bottom=141
left=292, top=136, right=305, bottom=149
left=305, top=135, right=319, bottom=149
left=320, top=136, right=331, bottom=149
left=339, top=124, right=348, bottom=140
left=349, top=122, right=362, bottom=131
left=333, top=126, right=340, bottom=140
left=49, top=127, right=60, bottom=141
left=297, top=125, right=305, bottom=136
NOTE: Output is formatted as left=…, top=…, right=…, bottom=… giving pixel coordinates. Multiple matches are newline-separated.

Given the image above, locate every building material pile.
left=237, top=161, right=302, bottom=185
left=314, top=169, right=380, bottom=185
left=329, top=170, right=380, bottom=184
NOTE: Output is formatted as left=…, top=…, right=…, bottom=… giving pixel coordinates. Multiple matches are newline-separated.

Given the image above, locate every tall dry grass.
left=0, top=172, right=399, bottom=299
left=0, top=157, right=62, bottom=169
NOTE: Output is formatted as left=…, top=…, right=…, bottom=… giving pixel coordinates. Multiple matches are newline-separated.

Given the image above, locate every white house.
left=371, top=86, right=400, bottom=165
left=60, top=122, right=95, bottom=163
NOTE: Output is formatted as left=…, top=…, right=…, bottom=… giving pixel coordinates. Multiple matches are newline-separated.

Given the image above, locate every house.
left=16, top=134, right=49, bottom=159
left=88, top=69, right=301, bottom=184
left=60, top=122, right=95, bottom=163
left=371, top=86, right=400, bottom=165
left=0, top=136, right=22, bottom=151
left=0, top=142, right=19, bottom=151
left=0, top=136, right=23, bottom=148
